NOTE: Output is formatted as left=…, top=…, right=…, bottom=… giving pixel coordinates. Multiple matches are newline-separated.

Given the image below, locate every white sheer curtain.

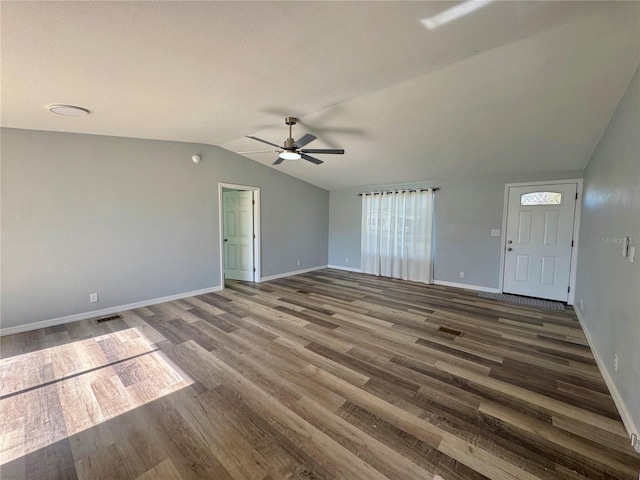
left=361, top=189, right=434, bottom=284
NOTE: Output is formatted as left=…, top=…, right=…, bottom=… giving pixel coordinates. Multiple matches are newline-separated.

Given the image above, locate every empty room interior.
left=2, top=1, right=640, bottom=479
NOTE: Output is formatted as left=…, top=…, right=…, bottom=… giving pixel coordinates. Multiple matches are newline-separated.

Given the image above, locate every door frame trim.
left=498, top=179, right=583, bottom=304
left=219, top=183, right=261, bottom=290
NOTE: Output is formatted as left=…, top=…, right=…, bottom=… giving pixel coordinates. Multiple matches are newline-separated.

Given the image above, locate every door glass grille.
left=520, top=191, right=562, bottom=206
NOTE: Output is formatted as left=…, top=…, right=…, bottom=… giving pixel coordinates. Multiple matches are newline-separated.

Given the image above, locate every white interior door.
left=503, top=183, right=577, bottom=301
left=223, top=190, right=254, bottom=281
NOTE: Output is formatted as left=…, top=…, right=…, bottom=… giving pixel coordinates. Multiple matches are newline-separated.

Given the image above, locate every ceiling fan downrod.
left=284, top=117, right=297, bottom=150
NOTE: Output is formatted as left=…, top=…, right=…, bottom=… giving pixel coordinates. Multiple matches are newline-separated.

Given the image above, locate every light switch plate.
left=491, top=229, right=500, bottom=237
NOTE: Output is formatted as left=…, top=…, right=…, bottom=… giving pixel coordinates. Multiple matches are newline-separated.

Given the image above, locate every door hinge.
left=253, top=234, right=256, bottom=239
left=575, top=192, right=578, bottom=200
left=252, top=200, right=255, bottom=205
left=253, top=267, right=256, bottom=272
left=568, top=286, right=571, bottom=293
left=571, top=240, right=574, bottom=247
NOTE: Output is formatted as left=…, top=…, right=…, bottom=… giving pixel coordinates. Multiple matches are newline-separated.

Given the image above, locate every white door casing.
left=223, top=190, right=254, bottom=281
left=503, top=183, right=578, bottom=302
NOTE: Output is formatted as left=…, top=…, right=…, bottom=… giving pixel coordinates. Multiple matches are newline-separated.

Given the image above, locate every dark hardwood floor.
left=1, top=269, right=639, bottom=479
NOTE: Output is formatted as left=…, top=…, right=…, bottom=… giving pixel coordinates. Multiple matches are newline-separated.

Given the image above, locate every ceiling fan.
left=239, top=117, right=344, bottom=165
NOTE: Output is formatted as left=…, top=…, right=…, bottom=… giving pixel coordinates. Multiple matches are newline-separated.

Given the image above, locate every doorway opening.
left=219, top=183, right=261, bottom=290
left=499, top=180, right=582, bottom=304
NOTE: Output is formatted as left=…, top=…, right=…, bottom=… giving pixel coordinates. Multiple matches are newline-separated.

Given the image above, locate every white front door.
left=503, top=183, right=577, bottom=301
left=223, top=190, right=254, bottom=281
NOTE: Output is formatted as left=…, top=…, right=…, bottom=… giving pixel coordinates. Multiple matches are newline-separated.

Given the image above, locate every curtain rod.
left=358, top=187, right=439, bottom=196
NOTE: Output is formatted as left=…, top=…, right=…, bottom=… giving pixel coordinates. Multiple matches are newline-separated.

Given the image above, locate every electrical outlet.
left=296, top=260, right=301, bottom=266
left=613, top=354, right=619, bottom=372
left=631, top=433, right=640, bottom=453
left=89, top=292, right=98, bottom=303
left=579, top=298, right=584, bottom=310
left=491, top=229, right=500, bottom=237
left=629, top=246, right=635, bottom=263
left=459, top=272, right=465, bottom=279
left=345, top=257, right=349, bottom=263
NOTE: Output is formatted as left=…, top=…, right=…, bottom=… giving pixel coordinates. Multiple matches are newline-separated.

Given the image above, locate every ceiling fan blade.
left=237, top=150, right=280, bottom=154
left=273, top=157, right=285, bottom=165
left=301, top=153, right=323, bottom=165
left=294, top=133, right=317, bottom=148
left=300, top=149, right=344, bottom=155
left=247, top=136, right=282, bottom=149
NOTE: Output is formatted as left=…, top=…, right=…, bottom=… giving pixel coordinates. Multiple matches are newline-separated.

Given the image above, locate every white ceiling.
left=2, top=1, right=638, bottom=190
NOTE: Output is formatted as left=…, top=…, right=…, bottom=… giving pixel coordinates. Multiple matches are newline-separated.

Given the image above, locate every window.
left=361, top=190, right=434, bottom=284
left=520, top=191, right=562, bottom=206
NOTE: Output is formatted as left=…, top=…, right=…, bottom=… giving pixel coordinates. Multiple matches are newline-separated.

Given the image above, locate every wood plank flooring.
left=1, top=269, right=639, bottom=479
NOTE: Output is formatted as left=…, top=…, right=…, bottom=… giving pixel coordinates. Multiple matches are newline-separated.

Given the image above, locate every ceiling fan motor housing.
left=284, top=138, right=296, bottom=149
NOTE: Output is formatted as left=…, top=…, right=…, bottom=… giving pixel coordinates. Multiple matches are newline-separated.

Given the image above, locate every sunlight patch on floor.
left=0, top=327, right=192, bottom=465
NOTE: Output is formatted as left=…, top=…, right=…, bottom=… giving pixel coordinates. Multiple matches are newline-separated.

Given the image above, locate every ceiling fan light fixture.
left=279, top=151, right=301, bottom=161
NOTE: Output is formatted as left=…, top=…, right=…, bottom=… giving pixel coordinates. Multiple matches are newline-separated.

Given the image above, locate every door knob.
left=224, top=239, right=228, bottom=242
left=507, top=247, right=513, bottom=251
left=507, top=240, right=513, bottom=244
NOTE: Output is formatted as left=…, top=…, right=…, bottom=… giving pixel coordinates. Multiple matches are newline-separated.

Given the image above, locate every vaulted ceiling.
left=2, top=1, right=638, bottom=190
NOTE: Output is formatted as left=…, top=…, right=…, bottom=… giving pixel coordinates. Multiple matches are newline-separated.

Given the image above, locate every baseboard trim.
left=327, top=265, right=363, bottom=273
left=259, top=265, right=328, bottom=282
left=433, top=280, right=501, bottom=293
left=574, top=306, right=638, bottom=441
left=0, top=285, right=223, bottom=336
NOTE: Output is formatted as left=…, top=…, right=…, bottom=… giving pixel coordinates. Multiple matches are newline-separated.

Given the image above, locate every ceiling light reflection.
left=421, top=0, right=494, bottom=30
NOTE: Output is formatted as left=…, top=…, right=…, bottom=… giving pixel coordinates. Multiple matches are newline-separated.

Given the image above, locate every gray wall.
left=574, top=67, right=640, bottom=433
left=329, top=171, right=582, bottom=288
left=1, top=128, right=329, bottom=329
